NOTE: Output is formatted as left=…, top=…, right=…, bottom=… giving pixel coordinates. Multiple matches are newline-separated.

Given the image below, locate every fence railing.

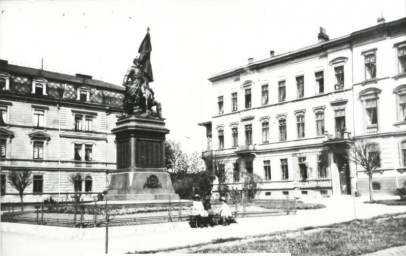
left=1, top=198, right=296, bottom=228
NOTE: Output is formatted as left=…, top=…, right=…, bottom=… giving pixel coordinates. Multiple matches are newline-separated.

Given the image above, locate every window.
left=365, top=53, right=377, bottom=80
left=315, top=71, right=324, bottom=94
left=372, top=182, right=381, bottom=191
left=232, top=127, right=238, bottom=148
left=316, top=112, right=325, bottom=136
left=318, top=154, right=327, bottom=178
left=398, top=45, right=406, bottom=74
left=0, top=106, right=7, bottom=125
left=246, top=161, right=253, bottom=174
left=261, top=84, right=269, bottom=105
left=265, top=192, right=271, bottom=196
left=335, top=109, right=346, bottom=139
left=85, top=145, right=93, bottom=161
left=231, top=93, right=238, bottom=112
left=85, top=116, right=93, bottom=131
left=33, top=175, right=43, bottom=193
left=264, top=160, right=271, bottom=180
left=79, top=89, right=89, bottom=102
left=218, top=96, right=224, bottom=114
left=74, top=177, right=83, bottom=192
left=399, top=94, right=406, bottom=121
left=296, top=76, right=304, bottom=98
left=32, top=79, right=47, bottom=95
left=33, top=109, right=44, bottom=127
left=75, top=115, right=93, bottom=131
left=296, top=114, right=305, bottom=138
left=367, top=143, right=381, bottom=168
left=279, top=118, right=287, bottom=141
left=0, top=78, right=5, bottom=91
left=301, top=191, right=308, bottom=195
left=401, top=141, right=406, bottom=166
left=85, top=176, right=92, bottom=192
left=33, top=141, right=44, bottom=160
left=282, top=191, right=289, bottom=195
left=218, top=164, right=225, bottom=183
left=1, top=174, right=5, bottom=194
left=334, top=66, right=344, bottom=90
left=245, top=124, right=252, bottom=145
left=0, top=73, right=10, bottom=91
left=74, top=144, right=82, bottom=161
left=281, top=159, right=289, bottom=180
left=298, top=157, right=308, bottom=180
left=245, top=88, right=251, bottom=108
left=365, top=99, right=378, bottom=127
left=218, top=130, right=224, bottom=149
left=0, top=139, right=6, bottom=159
left=75, top=115, right=83, bottom=131
left=262, top=122, right=269, bottom=143
left=35, top=84, right=44, bottom=95
left=233, top=162, right=240, bottom=182
left=278, top=81, right=286, bottom=102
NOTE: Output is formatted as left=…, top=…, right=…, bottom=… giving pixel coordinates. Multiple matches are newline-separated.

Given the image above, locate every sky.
left=0, top=0, right=405, bottom=153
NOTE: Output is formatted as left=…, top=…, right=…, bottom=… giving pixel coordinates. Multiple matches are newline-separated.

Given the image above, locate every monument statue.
left=106, top=28, right=179, bottom=202
left=122, top=28, right=162, bottom=118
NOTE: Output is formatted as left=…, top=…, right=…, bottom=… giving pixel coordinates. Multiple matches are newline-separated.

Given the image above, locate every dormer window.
left=0, top=72, right=10, bottom=91
left=31, top=78, right=47, bottom=95
left=77, top=88, right=90, bottom=102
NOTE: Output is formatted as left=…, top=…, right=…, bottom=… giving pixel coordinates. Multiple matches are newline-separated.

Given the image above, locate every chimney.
left=75, top=73, right=93, bottom=80
left=270, top=51, right=275, bottom=57
left=318, top=27, right=329, bottom=43
left=0, top=59, right=9, bottom=66
left=377, top=16, right=385, bottom=24
left=248, top=57, right=254, bottom=64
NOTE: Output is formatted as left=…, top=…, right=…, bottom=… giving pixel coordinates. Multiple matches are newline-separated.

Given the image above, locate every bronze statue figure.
left=122, top=57, right=161, bottom=118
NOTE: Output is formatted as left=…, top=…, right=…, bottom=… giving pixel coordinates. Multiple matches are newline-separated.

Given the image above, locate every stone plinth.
left=106, top=116, right=179, bottom=201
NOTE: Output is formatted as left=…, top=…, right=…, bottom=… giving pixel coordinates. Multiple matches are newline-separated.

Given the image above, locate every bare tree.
left=240, top=170, right=263, bottom=200
left=185, top=151, right=205, bottom=174
left=348, top=140, right=380, bottom=202
left=69, top=172, right=83, bottom=202
left=7, top=171, right=32, bottom=211
left=203, top=151, right=229, bottom=196
left=165, top=140, right=188, bottom=178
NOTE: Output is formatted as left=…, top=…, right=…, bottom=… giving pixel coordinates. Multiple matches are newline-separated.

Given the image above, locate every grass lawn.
left=253, top=201, right=326, bottom=210
left=187, top=214, right=406, bottom=255
left=366, top=199, right=406, bottom=206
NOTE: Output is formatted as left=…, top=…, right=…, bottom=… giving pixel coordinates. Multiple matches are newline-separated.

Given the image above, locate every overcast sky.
left=0, top=0, right=405, bottom=153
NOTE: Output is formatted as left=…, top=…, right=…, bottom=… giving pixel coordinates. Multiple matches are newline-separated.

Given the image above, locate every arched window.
left=85, top=176, right=92, bottom=192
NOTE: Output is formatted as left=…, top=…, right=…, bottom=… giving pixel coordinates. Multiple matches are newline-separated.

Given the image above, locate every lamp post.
left=103, top=190, right=109, bottom=254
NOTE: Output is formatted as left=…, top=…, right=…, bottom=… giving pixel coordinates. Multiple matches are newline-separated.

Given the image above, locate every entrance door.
left=336, top=154, right=351, bottom=194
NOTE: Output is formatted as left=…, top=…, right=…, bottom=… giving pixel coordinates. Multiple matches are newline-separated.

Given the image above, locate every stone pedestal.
left=106, top=116, right=179, bottom=201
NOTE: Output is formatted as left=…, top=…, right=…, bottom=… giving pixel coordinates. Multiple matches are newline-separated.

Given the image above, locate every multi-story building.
left=200, top=17, right=406, bottom=199
left=0, top=60, right=124, bottom=202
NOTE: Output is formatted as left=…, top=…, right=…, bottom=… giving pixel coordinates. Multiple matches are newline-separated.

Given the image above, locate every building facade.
left=200, top=17, right=406, bottom=199
left=0, top=60, right=124, bottom=202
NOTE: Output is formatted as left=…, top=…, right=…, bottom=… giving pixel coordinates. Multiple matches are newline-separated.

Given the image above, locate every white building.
left=0, top=60, right=123, bottom=202
left=200, top=17, right=406, bottom=199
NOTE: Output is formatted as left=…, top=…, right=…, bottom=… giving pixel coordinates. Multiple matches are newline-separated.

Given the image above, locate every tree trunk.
left=368, top=173, right=374, bottom=202
left=19, top=192, right=24, bottom=212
